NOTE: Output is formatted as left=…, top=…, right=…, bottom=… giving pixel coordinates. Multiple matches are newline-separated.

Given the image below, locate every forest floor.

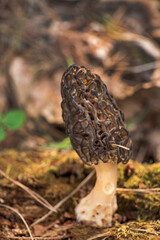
left=0, top=149, right=160, bottom=240
left=0, top=2, right=160, bottom=239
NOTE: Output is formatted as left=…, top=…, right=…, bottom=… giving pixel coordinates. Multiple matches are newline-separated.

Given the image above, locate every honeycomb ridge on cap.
left=61, top=65, right=132, bottom=165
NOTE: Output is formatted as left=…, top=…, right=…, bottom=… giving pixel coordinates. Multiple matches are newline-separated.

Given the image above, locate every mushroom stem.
left=75, top=161, right=117, bottom=227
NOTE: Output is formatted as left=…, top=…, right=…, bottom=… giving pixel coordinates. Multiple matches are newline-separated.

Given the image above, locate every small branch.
left=131, top=61, right=160, bottom=74
left=0, top=169, right=56, bottom=212
left=52, top=169, right=95, bottom=210
left=31, top=169, right=96, bottom=226
left=111, top=144, right=130, bottom=151
left=130, top=228, right=160, bottom=236
left=0, top=203, right=33, bottom=240
left=115, top=61, right=160, bottom=73
left=31, top=210, right=53, bottom=227
left=117, top=188, right=160, bottom=194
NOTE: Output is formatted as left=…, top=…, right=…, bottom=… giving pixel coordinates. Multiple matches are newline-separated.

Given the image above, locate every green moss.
left=117, top=161, right=160, bottom=221
left=118, top=161, right=160, bottom=188
left=69, top=221, right=160, bottom=240
left=0, top=150, right=160, bottom=239
left=124, top=175, right=141, bottom=188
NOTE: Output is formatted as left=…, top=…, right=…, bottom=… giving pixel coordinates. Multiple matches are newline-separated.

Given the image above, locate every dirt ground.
left=0, top=149, right=160, bottom=239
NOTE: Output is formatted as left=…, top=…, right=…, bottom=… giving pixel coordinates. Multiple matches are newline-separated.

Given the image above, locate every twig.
left=115, top=61, right=160, bottom=73
left=111, top=144, right=130, bottom=151
left=0, top=203, right=33, bottom=240
left=31, top=169, right=96, bottom=226
left=0, top=169, right=56, bottom=212
left=131, top=61, right=160, bottom=74
left=130, top=228, right=160, bottom=236
left=117, top=188, right=160, bottom=194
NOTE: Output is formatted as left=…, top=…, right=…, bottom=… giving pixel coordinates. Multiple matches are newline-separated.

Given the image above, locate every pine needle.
left=0, top=203, right=33, bottom=240
left=31, top=169, right=96, bottom=226
left=0, top=169, right=56, bottom=212
left=111, top=144, right=130, bottom=151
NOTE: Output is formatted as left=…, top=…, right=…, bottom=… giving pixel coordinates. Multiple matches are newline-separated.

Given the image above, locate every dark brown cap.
left=61, top=65, right=132, bottom=165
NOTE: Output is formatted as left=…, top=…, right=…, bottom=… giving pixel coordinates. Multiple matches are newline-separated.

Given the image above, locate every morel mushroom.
left=61, top=65, right=132, bottom=227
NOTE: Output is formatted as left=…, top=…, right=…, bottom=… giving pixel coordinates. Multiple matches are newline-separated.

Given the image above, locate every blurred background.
left=0, top=0, right=160, bottom=163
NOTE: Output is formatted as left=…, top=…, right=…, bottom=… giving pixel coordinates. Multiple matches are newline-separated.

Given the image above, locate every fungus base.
left=75, top=161, right=117, bottom=227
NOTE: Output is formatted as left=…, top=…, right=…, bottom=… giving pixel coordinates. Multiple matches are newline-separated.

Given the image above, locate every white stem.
left=75, top=161, right=117, bottom=227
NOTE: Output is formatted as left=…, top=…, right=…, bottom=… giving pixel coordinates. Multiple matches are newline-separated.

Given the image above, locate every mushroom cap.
left=61, top=65, right=132, bottom=165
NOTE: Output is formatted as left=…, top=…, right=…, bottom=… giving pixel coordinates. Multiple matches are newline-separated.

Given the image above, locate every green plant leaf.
left=47, top=137, right=73, bottom=150
left=0, top=127, right=5, bottom=141
left=66, top=57, right=74, bottom=67
left=4, top=110, right=26, bottom=130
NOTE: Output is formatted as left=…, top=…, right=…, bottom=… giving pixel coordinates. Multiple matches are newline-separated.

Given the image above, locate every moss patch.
left=0, top=150, right=160, bottom=239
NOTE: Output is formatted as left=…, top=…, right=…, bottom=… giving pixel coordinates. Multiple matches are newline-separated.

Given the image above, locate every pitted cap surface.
left=61, top=65, right=132, bottom=165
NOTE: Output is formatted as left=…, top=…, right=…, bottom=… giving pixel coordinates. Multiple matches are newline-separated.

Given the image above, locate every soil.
left=0, top=149, right=160, bottom=239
